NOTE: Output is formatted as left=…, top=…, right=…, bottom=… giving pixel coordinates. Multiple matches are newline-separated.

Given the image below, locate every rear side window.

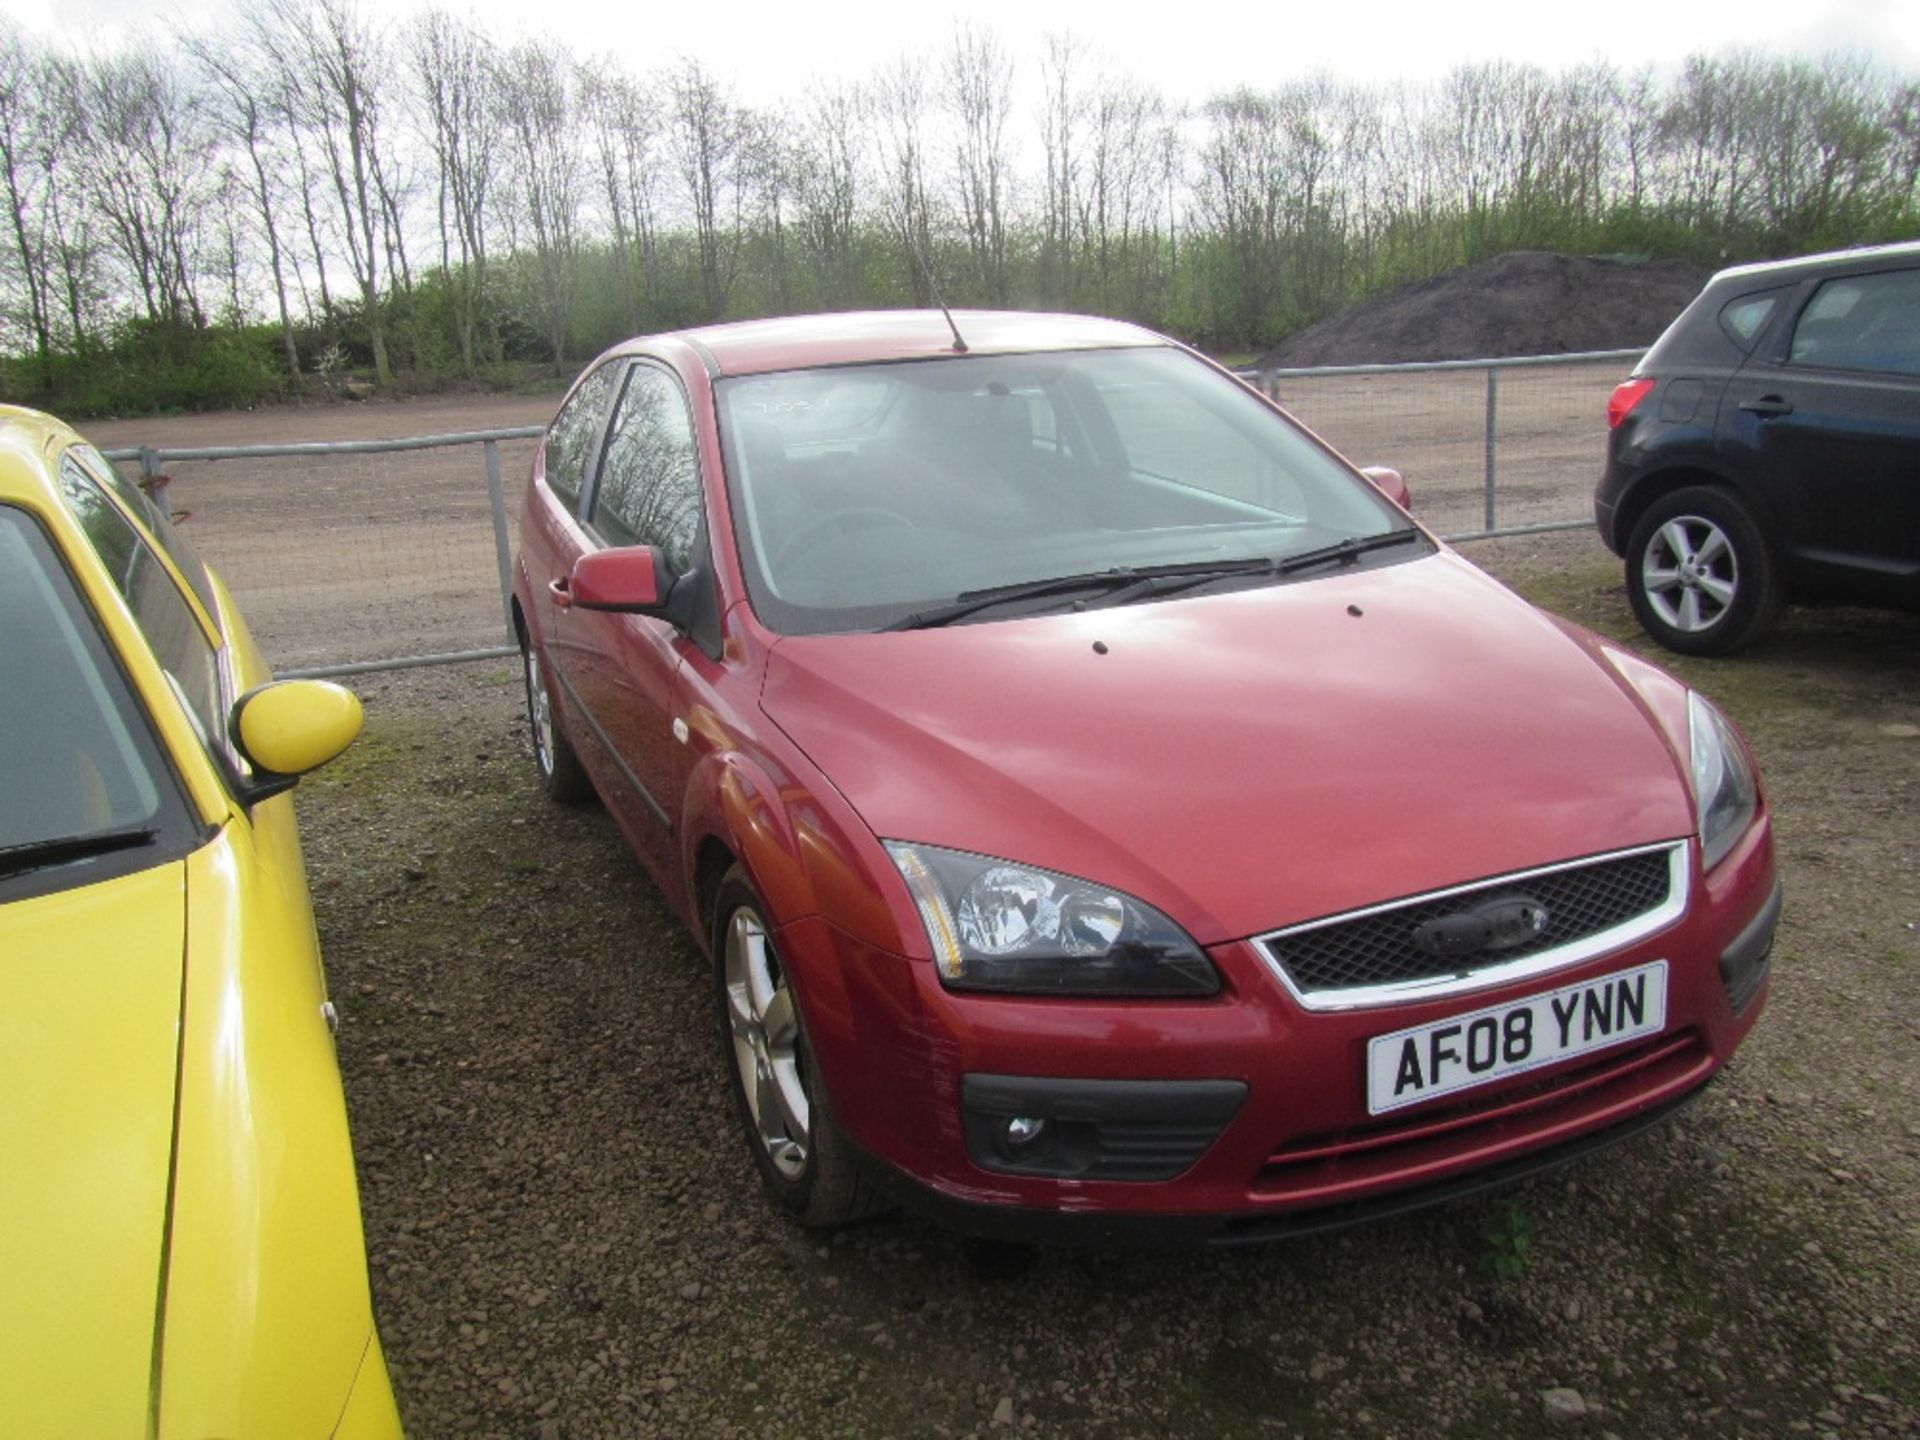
left=590, top=365, right=703, bottom=571
left=1717, top=293, right=1780, bottom=350
left=1788, top=269, right=1920, bottom=375
left=544, top=363, right=623, bottom=509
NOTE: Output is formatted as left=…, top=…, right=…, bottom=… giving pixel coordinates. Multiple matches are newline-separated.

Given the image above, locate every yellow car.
left=0, top=407, right=401, bottom=1437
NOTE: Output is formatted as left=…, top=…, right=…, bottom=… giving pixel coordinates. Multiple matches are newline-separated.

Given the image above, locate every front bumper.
left=782, top=824, right=1776, bottom=1240
left=858, top=1081, right=1709, bottom=1248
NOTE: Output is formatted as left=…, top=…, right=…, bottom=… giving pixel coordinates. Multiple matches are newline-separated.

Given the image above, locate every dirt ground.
left=279, top=534, right=1917, bottom=1439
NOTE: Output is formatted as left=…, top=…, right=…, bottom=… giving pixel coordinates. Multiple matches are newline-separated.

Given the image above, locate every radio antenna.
left=911, top=236, right=968, bottom=353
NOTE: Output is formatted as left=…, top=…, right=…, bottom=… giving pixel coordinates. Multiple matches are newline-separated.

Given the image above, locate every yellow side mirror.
left=233, top=680, right=363, bottom=780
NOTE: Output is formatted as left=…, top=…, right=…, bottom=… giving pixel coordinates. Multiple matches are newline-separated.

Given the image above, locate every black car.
left=1596, top=240, right=1920, bottom=655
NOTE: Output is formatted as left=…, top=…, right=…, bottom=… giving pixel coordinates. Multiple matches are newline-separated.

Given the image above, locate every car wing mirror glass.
left=1360, top=465, right=1411, bottom=510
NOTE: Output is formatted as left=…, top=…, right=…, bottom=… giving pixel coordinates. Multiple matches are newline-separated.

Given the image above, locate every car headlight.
left=883, top=842, right=1219, bottom=996
left=1688, top=692, right=1758, bottom=870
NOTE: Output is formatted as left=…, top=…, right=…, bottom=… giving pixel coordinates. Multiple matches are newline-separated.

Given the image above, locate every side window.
left=591, top=365, right=703, bottom=571
left=59, top=460, right=226, bottom=752
left=544, top=363, right=623, bottom=508
left=69, top=444, right=221, bottom=618
left=1788, top=269, right=1920, bottom=375
left=1717, top=292, right=1780, bottom=351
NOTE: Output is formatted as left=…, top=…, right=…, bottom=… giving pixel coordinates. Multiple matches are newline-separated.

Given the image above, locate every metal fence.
left=1240, top=347, right=1641, bottom=541
left=103, top=426, right=544, bottom=680
left=102, top=347, right=1640, bottom=679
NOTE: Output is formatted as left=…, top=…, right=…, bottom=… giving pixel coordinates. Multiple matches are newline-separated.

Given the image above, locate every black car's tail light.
left=1607, top=378, right=1655, bottom=428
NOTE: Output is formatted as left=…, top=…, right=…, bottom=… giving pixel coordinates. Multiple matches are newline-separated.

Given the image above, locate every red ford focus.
left=511, top=311, right=1779, bottom=1243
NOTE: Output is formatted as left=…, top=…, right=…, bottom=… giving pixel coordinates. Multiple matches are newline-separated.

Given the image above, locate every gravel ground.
left=299, top=531, right=1920, bottom=1439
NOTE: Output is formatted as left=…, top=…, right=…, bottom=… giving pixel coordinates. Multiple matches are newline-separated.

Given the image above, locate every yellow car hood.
left=0, top=861, right=186, bottom=1436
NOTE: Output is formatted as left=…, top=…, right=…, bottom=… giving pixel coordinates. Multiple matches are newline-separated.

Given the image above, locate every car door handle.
left=1739, top=396, right=1793, bottom=417
left=548, top=576, right=573, bottom=610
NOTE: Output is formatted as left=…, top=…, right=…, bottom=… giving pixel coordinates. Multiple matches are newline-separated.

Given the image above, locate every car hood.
left=0, top=861, right=186, bottom=1434
left=761, top=552, right=1695, bottom=943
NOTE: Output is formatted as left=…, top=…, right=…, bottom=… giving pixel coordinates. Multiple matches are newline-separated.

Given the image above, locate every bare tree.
left=1083, top=69, right=1172, bottom=313
left=580, top=65, right=660, bottom=330
left=1037, top=32, right=1087, bottom=306
left=71, top=49, right=215, bottom=329
left=410, top=10, right=498, bottom=370
left=870, top=57, right=937, bottom=304
left=0, top=22, right=54, bottom=368
left=187, top=31, right=302, bottom=373
left=260, top=0, right=400, bottom=382
left=495, top=41, right=580, bottom=363
left=945, top=23, right=1013, bottom=304
left=668, top=57, right=744, bottom=320
left=791, top=83, right=862, bottom=307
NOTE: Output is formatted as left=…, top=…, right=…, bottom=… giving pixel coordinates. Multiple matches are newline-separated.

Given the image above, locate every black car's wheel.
left=520, top=629, right=591, bottom=801
left=712, top=865, right=881, bottom=1227
left=1625, top=486, right=1784, bottom=656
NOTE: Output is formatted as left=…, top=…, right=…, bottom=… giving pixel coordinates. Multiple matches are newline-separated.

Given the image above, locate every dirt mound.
left=1260, top=251, right=1712, bottom=368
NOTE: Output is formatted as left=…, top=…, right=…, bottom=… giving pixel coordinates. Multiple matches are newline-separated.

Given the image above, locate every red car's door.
left=562, top=361, right=710, bottom=884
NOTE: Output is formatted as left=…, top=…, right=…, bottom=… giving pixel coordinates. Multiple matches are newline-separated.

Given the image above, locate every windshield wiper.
left=1273, top=526, right=1425, bottom=576
left=883, top=557, right=1279, bottom=631
left=882, top=532, right=1424, bottom=632
left=0, top=826, right=157, bottom=878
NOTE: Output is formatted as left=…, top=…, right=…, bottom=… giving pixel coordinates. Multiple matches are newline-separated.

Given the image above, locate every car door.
left=531, top=359, right=625, bottom=706
left=1725, top=264, right=1920, bottom=607
left=561, top=360, right=708, bottom=882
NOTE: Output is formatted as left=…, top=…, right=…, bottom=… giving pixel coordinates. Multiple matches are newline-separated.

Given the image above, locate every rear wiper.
left=1273, top=526, right=1425, bottom=576
left=883, top=557, right=1277, bottom=631
left=0, top=826, right=157, bottom=878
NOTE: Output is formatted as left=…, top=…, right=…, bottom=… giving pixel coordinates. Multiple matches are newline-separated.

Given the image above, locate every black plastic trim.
left=1720, top=879, right=1782, bottom=1015
left=855, top=1081, right=1708, bottom=1249
left=961, top=1074, right=1246, bottom=1181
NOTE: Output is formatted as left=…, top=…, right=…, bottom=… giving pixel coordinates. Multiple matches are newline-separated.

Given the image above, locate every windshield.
left=716, top=345, right=1419, bottom=635
left=0, top=505, right=199, bottom=899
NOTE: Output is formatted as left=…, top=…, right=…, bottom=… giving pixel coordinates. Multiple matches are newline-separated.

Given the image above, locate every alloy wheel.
left=524, top=644, right=556, bottom=774
left=723, top=906, right=810, bottom=1179
left=1641, top=514, right=1738, bottom=634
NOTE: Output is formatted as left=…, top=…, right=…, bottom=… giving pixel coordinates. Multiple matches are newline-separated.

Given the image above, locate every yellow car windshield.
left=0, top=506, right=197, bottom=895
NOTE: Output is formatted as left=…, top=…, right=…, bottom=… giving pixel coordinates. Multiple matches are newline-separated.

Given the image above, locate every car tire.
left=520, top=628, right=591, bottom=802
left=1625, top=486, right=1784, bottom=656
left=712, top=865, right=882, bottom=1228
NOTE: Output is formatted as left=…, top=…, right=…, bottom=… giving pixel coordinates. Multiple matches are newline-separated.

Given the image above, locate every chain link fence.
left=103, top=348, right=1640, bottom=678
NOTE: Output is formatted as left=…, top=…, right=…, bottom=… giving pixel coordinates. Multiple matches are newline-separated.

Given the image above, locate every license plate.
left=1366, top=961, right=1668, bottom=1116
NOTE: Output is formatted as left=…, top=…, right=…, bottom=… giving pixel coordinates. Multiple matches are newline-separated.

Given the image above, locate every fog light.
left=1004, top=1116, right=1049, bottom=1149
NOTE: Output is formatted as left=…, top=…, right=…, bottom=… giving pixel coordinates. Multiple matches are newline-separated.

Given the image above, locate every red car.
left=511, top=311, right=1779, bottom=1243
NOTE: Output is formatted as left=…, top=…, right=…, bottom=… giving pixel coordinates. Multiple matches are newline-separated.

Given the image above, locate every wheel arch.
left=1613, top=465, right=1781, bottom=562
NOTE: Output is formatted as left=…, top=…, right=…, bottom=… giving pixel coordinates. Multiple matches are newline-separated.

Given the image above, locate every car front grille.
left=1255, top=843, right=1685, bottom=1010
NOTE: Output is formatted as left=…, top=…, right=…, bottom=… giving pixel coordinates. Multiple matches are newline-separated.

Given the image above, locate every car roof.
left=1706, top=239, right=1920, bottom=293
left=0, top=405, right=76, bottom=510
left=622, top=309, right=1166, bottom=378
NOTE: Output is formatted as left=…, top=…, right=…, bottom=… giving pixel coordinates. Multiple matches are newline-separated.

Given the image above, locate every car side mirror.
left=1360, top=466, right=1411, bottom=510
left=570, top=546, right=671, bottom=613
left=231, top=679, right=363, bottom=800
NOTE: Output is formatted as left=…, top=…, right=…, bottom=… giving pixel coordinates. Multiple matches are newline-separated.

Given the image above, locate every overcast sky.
left=9, top=0, right=1919, bottom=100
